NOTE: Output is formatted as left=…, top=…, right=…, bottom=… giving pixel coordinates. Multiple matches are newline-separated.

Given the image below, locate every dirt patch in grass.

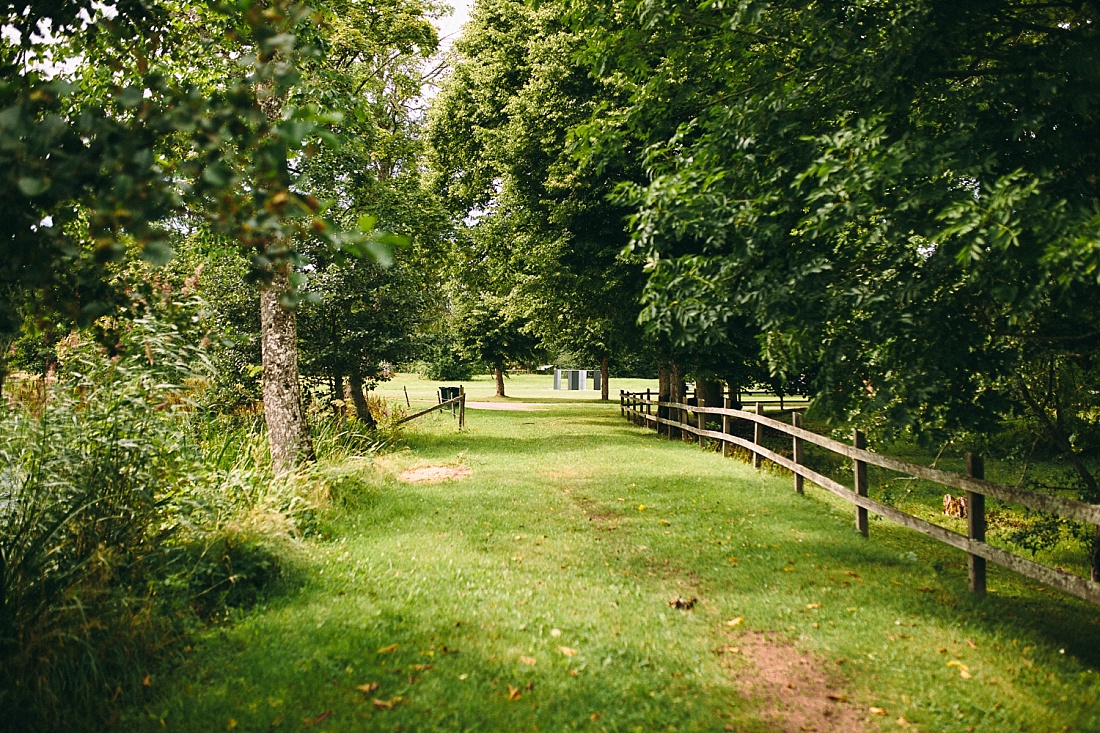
left=397, top=465, right=472, bottom=484
left=729, top=630, right=867, bottom=733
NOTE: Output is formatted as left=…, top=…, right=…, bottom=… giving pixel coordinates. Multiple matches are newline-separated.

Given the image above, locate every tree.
left=428, top=0, right=647, bottom=401
left=3, top=0, right=445, bottom=472
left=298, top=259, right=430, bottom=424
left=1, top=0, right=386, bottom=474
left=569, top=0, right=1100, bottom=572
left=455, top=291, right=538, bottom=397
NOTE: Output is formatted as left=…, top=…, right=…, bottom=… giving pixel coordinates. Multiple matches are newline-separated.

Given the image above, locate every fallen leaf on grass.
left=590, top=712, right=601, bottom=721
left=411, top=664, right=433, bottom=671
left=960, top=669, right=972, bottom=679
left=800, top=726, right=817, bottom=732
left=550, top=628, right=562, bottom=637
left=568, top=669, right=579, bottom=677
left=669, top=595, right=697, bottom=610
left=372, top=697, right=404, bottom=710
left=377, top=644, right=398, bottom=654
left=726, top=617, right=744, bottom=627
left=1020, top=657, right=1034, bottom=667
left=965, top=639, right=977, bottom=649
left=806, top=603, right=822, bottom=609
left=142, top=674, right=152, bottom=687
left=303, top=709, right=333, bottom=726
left=659, top=519, right=670, bottom=526
left=946, top=660, right=968, bottom=671
left=507, top=685, right=522, bottom=701
left=897, top=717, right=910, bottom=727
left=558, top=646, right=578, bottom=656
left=356, top=682, right=379, bottom=694
left=227, top=720, right=237, bottom=730
left=846, top=571, right=861, bottom=578
left=519, top=656, right=537, bottom=666
left=637, top=504, right=646, bottom=511
left=827, top=694, right=847, bottom=702
left=869, top=707, right=887, bottom=715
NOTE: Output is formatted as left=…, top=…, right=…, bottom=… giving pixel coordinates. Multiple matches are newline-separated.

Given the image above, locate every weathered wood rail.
left=395, top=388, right=466, bottom=428
left=620, top=390, right=1100, bottom=606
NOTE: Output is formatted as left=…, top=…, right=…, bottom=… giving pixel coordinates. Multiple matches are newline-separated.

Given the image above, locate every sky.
left=433, top=0, right=474, bottom=53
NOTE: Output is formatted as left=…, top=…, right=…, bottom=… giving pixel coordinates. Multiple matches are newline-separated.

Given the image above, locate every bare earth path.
left=123, top=403, right=1100, bottom=732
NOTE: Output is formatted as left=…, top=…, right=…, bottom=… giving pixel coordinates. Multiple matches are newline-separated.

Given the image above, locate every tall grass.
left=0, top=303, right=405, bottom=731
left=0, top=313, right=209, bottom=731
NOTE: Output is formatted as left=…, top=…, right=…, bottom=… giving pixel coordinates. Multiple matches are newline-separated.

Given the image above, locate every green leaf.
left=202, top=163, right=233, bottom=188
left=18, top=177, right=50, bottom=197
left=140, top=241, right=176, bottom=266
left=115, top=86, right=144, bottom=108
left=365, top=240, right=395, bottom=268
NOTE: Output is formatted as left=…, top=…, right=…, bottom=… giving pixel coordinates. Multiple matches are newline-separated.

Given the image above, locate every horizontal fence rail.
left=395, top=389, right=466, bottom=428
left=620, top=390, right=1100, bottom=606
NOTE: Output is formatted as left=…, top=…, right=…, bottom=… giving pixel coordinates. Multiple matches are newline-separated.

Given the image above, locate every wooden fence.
left=620, top=390, right=1100, bottom=606
left=395, top=388, right=466, bottom=428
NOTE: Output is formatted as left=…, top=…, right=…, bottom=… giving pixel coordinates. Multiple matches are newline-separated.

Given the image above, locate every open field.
left=372, top=371, right=659, bottom=404
left=120, top=399, right=1100, bottom=732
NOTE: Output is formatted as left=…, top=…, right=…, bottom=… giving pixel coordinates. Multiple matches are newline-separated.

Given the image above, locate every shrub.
left=0, top=310, right=208, bottom=731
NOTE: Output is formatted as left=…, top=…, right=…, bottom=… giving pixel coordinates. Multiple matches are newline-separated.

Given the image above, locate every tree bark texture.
left=495, top=366, right=506, bottom=397
left=723, top=379, right=743, bottom=410
left=657, top=359, right=671, bottom=436
left=695, top=379, right=722, bottom=431
left=670, top=360, right=684, bottom=440
left=261, top=265, right=314, bottom=475
left=348, top=364, right=377, bottom=429
left=600, top=356, right=610, bottom=401
left=333, top=372, right=346, bottom=419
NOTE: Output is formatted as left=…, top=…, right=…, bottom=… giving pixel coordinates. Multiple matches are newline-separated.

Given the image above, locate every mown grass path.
left=127, top=403, right=1100, bottom=732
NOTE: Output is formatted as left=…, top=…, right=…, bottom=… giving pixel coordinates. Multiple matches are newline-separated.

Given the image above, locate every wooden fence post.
left=967, top=453, right=986, bottom=597
left=620, top=389, right=624, bottom=418
left=458, top=386, right=465, bottom=429
left=792, top=412, right=804, bottom=494
left=854, top=429, right=868, bottom=537
left=698, top=408, right=705, bottom=448
left=722, top=396, right=731, bottom=458
left=753, top=402, right=763, bottom=469
left=645, top=389, right=652, bottom=428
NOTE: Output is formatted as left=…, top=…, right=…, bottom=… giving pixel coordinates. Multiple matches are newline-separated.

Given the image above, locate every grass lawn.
left=122, top=398, right=1100, bottom=732
left=371, top=371, right=660, bottom=405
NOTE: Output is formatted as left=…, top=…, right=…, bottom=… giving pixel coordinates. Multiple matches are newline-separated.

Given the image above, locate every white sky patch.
left=433, top=0, right=472, bottom=54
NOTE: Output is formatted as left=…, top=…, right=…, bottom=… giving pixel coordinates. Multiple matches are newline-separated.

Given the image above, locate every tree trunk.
left=657, top=359, right=671, bottom=437
left=723, top=379, right=743, bottom=410
left=261, top=264, right=314, bottom=475
left=696, top=378, right=722, bottom=431
left=332, top=372, right=346, bottom=419
left=670, top=360, right=684, bottom=440
left=348, top=364, right=377, bottom=429
left=600, top=356, right=609, bottom=401
left=495, top=365, right=506, bottom=397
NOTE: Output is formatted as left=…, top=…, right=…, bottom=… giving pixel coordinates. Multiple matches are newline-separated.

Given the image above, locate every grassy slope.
left=124, top=399, right=1100, bottom=732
